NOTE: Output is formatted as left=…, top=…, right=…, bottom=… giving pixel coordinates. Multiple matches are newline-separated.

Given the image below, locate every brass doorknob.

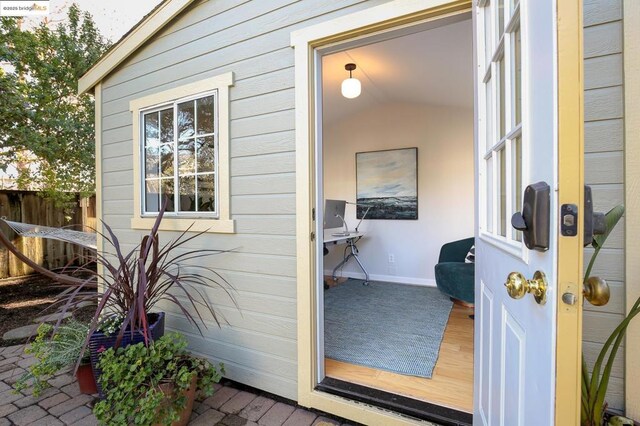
left=505, top=270, right=548, bottom=305
left=583, top=276, right=610, bottom=306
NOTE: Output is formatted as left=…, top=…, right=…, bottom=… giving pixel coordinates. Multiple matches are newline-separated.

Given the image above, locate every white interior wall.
left=322, top=102, right=474, bottom=285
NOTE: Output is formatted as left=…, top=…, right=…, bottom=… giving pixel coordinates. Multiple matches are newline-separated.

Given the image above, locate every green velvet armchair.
left=434, top=237, right=475, bottom=305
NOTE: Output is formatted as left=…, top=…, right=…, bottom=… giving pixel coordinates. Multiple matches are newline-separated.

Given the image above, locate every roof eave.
left=78, top=0, right=196, bottom=95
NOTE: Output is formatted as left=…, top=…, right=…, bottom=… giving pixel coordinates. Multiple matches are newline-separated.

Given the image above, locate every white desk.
left=323, top=230, right=369, bottom=285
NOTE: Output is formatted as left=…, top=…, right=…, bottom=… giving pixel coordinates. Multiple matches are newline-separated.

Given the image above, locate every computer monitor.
left=324, top=199, right=347, bottom=230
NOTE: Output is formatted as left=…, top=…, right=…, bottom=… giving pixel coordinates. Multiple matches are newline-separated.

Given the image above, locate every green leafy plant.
left=93, top=333, right=223, bottom=426
left=581, top=205, right=639, bottom=425
left=14, top=320, right=90, bottom=396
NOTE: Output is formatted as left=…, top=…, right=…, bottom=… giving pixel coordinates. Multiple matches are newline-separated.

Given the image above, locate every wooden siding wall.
left=582, top=0, right=625, bottom=411
left=0, top=192, right=96, bottom=278
left=99, top=0, right=391, bottom=400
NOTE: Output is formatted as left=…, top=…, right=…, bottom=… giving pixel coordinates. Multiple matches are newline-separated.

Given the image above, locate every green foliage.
left=14, top=320, right=90, bottom=396
left=581, top=205, right=640, bottom=425
left=93, top=333, right=223, bottom=426
left=0, top=4, right=110, bottom=206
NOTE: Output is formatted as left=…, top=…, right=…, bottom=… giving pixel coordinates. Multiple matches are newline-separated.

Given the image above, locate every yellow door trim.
left=292, top=1, right=470, bottom=424
left=556, top=0, right=585, bottom=425
left=623, top=0, right=640, bottom=419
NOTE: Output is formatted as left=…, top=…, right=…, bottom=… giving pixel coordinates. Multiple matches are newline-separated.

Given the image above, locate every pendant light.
left=341, top=63, right=361, bottom=99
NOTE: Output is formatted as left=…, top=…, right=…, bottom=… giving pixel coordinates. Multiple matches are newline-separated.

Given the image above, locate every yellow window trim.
left=129, top=72, right=235, bottom=234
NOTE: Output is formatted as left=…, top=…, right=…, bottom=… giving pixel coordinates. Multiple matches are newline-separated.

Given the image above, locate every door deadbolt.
left=505, top=270, right=548, bottom=305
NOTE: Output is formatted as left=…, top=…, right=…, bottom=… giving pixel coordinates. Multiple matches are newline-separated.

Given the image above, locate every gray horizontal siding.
left=582, top=0, right=625, bottom=410
left=99, top=0, right=392, bottom=400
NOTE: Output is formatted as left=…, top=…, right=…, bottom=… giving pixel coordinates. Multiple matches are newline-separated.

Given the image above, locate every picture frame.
left=355, top=147, right=418, bottom=220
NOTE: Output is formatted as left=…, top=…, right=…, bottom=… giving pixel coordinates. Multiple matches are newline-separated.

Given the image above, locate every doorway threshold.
left=317, top=377, right=472, bottom=426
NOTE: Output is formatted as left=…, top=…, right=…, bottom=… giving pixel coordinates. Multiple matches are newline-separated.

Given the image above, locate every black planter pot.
left=89, top=312, right=165, bottom=395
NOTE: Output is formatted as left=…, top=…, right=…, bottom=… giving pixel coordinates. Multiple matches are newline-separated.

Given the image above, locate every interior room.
left=320, top=17, right=475, bottom=414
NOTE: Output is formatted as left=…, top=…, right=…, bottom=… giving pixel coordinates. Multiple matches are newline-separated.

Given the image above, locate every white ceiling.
left=322, top=19, right=474, bottom=125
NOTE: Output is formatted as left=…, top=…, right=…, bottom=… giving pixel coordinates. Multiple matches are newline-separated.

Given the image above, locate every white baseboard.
left=323, top=270, right=436, bottom=287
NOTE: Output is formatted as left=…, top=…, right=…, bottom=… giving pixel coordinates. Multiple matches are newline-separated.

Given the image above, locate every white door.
left=473, top=0, right=583, bottom=425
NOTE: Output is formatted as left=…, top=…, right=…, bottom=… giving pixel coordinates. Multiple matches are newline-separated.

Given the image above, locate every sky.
left=26, top=0, right=163, bottom=41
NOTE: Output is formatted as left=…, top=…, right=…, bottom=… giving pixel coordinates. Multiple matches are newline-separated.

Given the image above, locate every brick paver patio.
left=0, top=345, right=352, bottom=426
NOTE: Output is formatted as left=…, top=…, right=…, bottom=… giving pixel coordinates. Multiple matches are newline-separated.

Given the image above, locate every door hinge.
left=310, top=232, right=315, bottom=241
left=312, top=208, right=315, bottom=221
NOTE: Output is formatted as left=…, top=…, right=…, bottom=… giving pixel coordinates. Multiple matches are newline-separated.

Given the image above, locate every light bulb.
left=341, top=77, right=361, bottom=99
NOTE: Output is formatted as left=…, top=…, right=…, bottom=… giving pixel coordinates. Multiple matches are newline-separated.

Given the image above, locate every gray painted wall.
left=98, top=0, right=391, bottom=400
left=583, top=0, right=625, bottom=411
left=97, top=0, right=627, bottom=407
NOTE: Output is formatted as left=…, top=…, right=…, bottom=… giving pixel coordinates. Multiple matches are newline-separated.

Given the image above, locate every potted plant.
left=56, top=198, right=234, bottom=392
left=581, top=205, right=640, bottom=425
left=93, top=332, right=223, bottom=426
left=14, top=320, right=97, bottom=396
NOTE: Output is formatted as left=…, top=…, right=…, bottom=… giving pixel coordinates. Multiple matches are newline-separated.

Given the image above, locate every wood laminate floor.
left=324, top=302, right=474, bottom=413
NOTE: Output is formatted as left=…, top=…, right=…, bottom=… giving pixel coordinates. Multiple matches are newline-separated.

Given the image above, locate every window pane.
left=514, top=25, right=522, bottom=125
left=145, top=146, right=159, bottom=178
left=499, top=148, right=507, bottom=237
left=160, top=143, right=174, bottom=177
left=178, top=176, right=196, bottom=212
left=144, top=113, right=159, bottom=146
left=485, top=76, right=493, bottom=151
left=160, top=108, right=174, bottom=143
left=178, top=100, right=195, bottom=141
left=145, top=180, right=160, bottom=213
left=196, top=96, right=214, bottom=134
left=499, top=56, right=506, bottom=139
left=486, top=156, right=494, bottom=233
left=197, top=136, right=215, bottom=173
left=512, top=137, right=522, bottom=241
left=178, top=139, right=195, bottom=174
left=198, top=174, right=215, bottom=212
left=160, top=178, right=175, bottom=212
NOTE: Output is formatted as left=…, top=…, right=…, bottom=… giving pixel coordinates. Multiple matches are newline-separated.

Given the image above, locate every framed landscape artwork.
left=356, top=147, right=418, bottom=220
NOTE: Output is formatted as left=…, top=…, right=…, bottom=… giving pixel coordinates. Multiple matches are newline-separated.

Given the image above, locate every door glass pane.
left=178, top=100, right=195, bottom=141
left=499, top=56, right=506, bottom=139
left=514, top=25, right=522, bottom=125
left=485, top=76, right=493, bottom=151
left=486, top=156, right=494, bottom=233
left=499, top=148, right=507, bottom=237
left=198, top=175, right=215, bottom=212
left=512, top=137, right=523, bottom=241
left=484, top=4, right=492, bottom=67
left=498, top=0, right=505, bottom=37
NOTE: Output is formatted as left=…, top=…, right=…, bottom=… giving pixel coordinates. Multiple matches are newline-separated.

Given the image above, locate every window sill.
left=130, top=217, right=235, bottom=233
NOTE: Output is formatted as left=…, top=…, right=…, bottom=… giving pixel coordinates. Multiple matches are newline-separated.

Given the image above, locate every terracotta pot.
left=75, top=363, right=98, bottom=394
left=154, top=375, right=198, bottom=426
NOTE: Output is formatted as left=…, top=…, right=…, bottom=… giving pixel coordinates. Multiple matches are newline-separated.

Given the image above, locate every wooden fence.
left=0, top=191, right=96, bottom=279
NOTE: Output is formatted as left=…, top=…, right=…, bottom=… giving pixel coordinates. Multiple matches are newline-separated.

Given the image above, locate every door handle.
left=583, top=276, right=610, bottom=306
left=504, top=270, right=548, bottom=305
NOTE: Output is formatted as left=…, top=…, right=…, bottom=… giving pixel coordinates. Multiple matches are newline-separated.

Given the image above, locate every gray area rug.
left=324, top=280, right=453, bottom=378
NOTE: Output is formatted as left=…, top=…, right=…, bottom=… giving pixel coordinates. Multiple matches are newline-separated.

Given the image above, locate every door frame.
left=291, top=0, right=584, bottom=424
